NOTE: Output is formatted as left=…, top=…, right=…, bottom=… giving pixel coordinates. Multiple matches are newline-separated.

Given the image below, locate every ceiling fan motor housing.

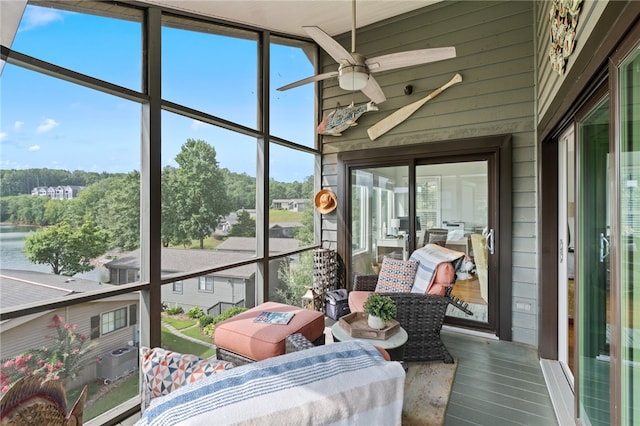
left=338, top=53, right=369, bottom=91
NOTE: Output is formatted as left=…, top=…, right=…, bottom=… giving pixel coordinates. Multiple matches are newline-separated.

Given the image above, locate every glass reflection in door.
left=618, top=45, right=639, bottom=426
left=350, top=166, right=409, bottom=276
left=416, top=162, right=489, bottom=324
left=577, top=96, right=610, bottom=426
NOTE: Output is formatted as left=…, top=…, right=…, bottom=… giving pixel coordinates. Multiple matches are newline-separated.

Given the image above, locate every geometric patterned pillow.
left=140, top=347, right=233, bottom=412
left=374, top=256, right=418, bottom=293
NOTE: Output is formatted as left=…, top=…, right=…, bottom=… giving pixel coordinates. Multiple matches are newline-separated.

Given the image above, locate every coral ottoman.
left=214, top=302, right=325, bottom=364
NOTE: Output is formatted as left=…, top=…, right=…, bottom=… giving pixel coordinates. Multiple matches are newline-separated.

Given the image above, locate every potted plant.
left=363, top=293, right=397, bottom=329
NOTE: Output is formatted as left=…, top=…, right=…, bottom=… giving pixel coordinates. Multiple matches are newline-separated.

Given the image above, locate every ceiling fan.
left=277, top=0, right=456, bottom=104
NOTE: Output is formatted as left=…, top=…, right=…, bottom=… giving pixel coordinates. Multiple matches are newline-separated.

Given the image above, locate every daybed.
left=136, top=337, right=405, bottom=426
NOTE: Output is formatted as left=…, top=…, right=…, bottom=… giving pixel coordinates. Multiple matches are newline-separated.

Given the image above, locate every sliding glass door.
left=577, top=95, right=611, bottom=426
left=416, top=161, right=490, bottom=325
left=346, top=146, right=503, bottom=334
left=617, top=43, right=639, bottom=426
left=350, top=166, right=410, bottom=275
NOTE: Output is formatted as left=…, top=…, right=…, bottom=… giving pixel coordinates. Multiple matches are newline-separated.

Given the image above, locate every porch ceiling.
left=135, top=0, right=442, bottom=38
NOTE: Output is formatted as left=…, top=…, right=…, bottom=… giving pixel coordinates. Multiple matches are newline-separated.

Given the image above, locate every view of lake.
left=0, top=224, right=109, bottom=282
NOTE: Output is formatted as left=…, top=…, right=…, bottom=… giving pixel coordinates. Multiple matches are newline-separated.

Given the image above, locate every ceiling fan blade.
left=277, top=71, right=339, bottom=91
left=360, top=76, right=386, bottom=104
left=366, top=47, right=456, bottom=73
left=303, top=26, right=355, bottom=65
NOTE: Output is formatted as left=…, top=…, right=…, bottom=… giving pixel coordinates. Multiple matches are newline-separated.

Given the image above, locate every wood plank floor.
left=116, top=329, right=558, bottom=426
left=442, top=330, right=558, bottom=426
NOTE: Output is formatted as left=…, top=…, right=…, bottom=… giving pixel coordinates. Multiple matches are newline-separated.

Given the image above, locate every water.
left=0, top=224, right=109, bottom=282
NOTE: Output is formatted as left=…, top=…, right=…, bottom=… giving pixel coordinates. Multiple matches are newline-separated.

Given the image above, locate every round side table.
left=330, top=321, right=408, bottom=362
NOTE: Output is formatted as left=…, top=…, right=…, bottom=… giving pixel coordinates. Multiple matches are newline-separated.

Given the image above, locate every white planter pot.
left=367, top=314, right=386, bottom=330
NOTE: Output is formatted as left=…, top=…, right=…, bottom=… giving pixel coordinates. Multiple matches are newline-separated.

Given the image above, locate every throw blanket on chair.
left=136, top=341, right=405, bottom=426
left=410, top=243, right=466, bottom=294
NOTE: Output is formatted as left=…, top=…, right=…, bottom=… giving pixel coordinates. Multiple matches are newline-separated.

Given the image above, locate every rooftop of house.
left=269, top=222, right=304, bottom=229
left=105, top=238, right=300, bottom=279
left=0, top=270, right=110, bottom=309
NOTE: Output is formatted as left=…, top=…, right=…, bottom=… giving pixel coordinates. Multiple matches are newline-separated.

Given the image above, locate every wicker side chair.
left=353, top=274, right=472, bottom=364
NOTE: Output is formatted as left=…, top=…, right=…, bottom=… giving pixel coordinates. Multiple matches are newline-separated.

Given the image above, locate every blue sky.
left=1, top=5, right=316, bottom=182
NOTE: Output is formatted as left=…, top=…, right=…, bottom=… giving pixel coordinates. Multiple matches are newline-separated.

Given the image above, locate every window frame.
left=101, top=306, right=129, bottom=335
left=198, top=276, right=214, bottom=293
left=0, top=2, right=322, bottom=424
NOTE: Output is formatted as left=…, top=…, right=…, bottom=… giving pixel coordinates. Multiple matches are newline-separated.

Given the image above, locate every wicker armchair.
left=353, top=274, right=472, bottom=364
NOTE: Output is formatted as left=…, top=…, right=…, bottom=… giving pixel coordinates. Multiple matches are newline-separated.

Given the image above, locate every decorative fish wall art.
left=317, top=101, right=379, bottom=137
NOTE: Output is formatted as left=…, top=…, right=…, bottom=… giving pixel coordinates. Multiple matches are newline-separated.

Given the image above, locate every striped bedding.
left=136, top=340, right=405, bottom=426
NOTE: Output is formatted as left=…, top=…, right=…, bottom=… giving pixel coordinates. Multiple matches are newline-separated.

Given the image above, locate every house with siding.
left=105, top=238, right=300, bottom=315
left=31, top=185, right=85, bottom=199
left=271, top=198, right=308, bottom=212
left=0, top=270, right=139, bottom=389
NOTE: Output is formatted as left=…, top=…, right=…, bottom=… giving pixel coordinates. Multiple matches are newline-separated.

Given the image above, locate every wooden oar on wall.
left=367, top=73, right=462, bottom=141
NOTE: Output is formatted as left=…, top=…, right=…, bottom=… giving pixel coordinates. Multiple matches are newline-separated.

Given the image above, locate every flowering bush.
left=0, top=314, right=95, bottom=393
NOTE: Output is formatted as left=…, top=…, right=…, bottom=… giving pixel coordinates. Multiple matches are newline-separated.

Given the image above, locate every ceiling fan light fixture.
left=338, top=63, right=369, bottom=91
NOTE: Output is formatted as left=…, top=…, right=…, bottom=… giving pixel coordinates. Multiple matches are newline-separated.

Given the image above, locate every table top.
left=331, top=321, right=408, bottom=350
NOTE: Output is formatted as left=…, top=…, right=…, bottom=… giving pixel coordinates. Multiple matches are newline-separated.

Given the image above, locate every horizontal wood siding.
left=320, top=1, right=538, bottom=345
left=0, top=299, right=138, bottom=388
left=161, top=276, right=246, bottom=312
left=535, top=0, right=609, bottom=126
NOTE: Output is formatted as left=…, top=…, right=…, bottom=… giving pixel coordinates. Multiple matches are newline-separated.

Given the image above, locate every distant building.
left=0, top=270, right=139, bottom=389
left=269, top=222, right=303, bottom=238
left=271, top=198, right=308, bottom=212
left=104, top=237, right=300, bottom=316
left=31, top=185, right=85, bottom=200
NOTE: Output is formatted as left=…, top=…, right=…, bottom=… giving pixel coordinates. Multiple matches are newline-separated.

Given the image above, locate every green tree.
left=295, top=205, right=315, bottom=245
left=43, top=198, right=68, bottom=225
left=221, top=169, right=256, bottom=211
left=229, top=209, right=256, bottom=237
left=275, top=251, right=314, bottom=306
left=94, top=172, right=140, bottom=251
left=23, top=218, right=109, bottom=276
left=161, top=166, right=190, bottom=247
left=173, top=139, right=233, bottom=249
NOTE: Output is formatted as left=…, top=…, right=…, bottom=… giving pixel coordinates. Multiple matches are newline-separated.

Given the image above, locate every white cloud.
left=191, top=120, right=208, bottom=130
left=21, top=7, right=64, bottom=31
left=14, top=121, right=24, bottom=131
left=36, top=118, right=59, bottom=134
left=28, top=145, right=41, bottom=152
left=0, top=132, right=7, bottom=142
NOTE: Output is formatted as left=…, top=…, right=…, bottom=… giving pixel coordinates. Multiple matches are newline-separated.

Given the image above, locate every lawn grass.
left=169, top=209, right=304, bottom=250
left=269, top=209, right=304, bottom=222
left=182, top=326, right=213, bottom=344
left=162, top=316, right=196, bottom=330
left=65, top=325, right=215, bottom=420
left=161, top=326, right=216, bottom=358
left=80, top=374, right=139, bottom=421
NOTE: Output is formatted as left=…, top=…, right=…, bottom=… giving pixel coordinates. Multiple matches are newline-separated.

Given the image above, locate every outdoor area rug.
left=402, top=359, right=458, bottom=425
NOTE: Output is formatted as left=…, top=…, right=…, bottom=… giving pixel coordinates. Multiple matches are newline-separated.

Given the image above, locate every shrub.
left=203, top=307, right=248, bottom=338
left=198, top=315, right=214, bottom=328
left=214, top=307, right=247, bottom=325
left=186, top=307, right=204, bottom=319
left=203, top=323, right=215, bottom=338
left=165, top=306, right=184, bottom=315
left=0, top=315, right=95, bottom=393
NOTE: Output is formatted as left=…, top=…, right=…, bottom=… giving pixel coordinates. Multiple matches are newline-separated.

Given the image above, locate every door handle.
left=486, top=228, right=495, bottom=255
left=599, top=232, right=609, bottom=263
